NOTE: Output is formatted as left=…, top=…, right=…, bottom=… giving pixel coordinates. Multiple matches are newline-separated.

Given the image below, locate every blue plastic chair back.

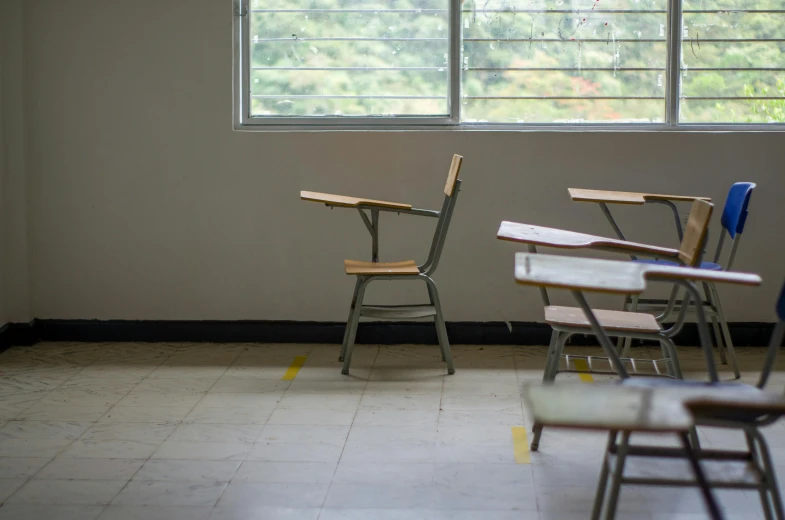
left=720, top=182, right=756, bottom=238
left=777, top=282, right=785, bottom=322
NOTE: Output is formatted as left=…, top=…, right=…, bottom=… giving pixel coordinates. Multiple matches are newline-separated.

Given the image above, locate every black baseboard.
left=0, top=319, right=773, bottom=348
left=0, top=322, right=39, bottom=352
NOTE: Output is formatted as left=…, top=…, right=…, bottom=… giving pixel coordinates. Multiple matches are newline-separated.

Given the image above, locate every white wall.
left=0, top=0, right=31, bottom=327
left=16, top=0, right=785, bottom=324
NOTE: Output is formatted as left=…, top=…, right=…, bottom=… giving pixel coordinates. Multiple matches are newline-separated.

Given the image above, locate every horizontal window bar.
left=252, top=67, right=445, bottom=71
left=250, top=9, right=447, bottom=13
left=466, top=38, right=785, bottom=43
left=464, top=38, right=666, bottom=42
left=250, top=8, right=785, bottom=13
left=249, top=8, right=665, bottom=13
left=464, top=8, right=666, bottom=12
left=253, top=67, right=774, bottom=72
left=251, top=95, right=446, bottom=99
left=681, top=96, right=785, bottom=100
left=252, top=37, right=447, bottom=42
left=685, top=68, right=785, bottom=71
left=468, top=67, right=666, bottom=71
left=682, top=39, right=785, bottom=42
left=683, top=9, right=785, bottom=13
left=468, top=67, right=785, bottom=72
left=253, top=37, right=785, bottom=44
left=464, top=96, right=663, bottom=100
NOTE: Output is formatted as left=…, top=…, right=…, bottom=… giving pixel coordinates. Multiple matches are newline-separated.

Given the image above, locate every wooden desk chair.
left=498, top=201, right=715, bottom=417
left=568, top=187, right=711, bottom=245
left=626, top=183, right=757, bottom=378
left=301, top=155, right=463, bottom=375
left=522, top=282, right=785, bottom=520
left=511, top=251, right=761, bottom=452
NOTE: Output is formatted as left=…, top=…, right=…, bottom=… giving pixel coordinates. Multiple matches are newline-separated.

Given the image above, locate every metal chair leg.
left=542, top=330, right=561, bottom=383
left=532, top=332, right=569, bottom=451
left=751, top=428, right=785, bottom=520
left=708, top=282, right=741, bottom=379
left=547, top=332, right=569, bottom=383
left=680, top=432, right=725, bottom=520
left=703, top=281, right=728, bottom=366
left=425, top=277, right=454, bottom=375
left=617, top=296, right=631, bottom=354
left=688, top=426, right=702, bottom=452
left=602, top=431, right=632, bottom=520
left=591, top=431, right=618, bottom=520
left=339, top=278, right=363, bottom=362
left=621, top=296, right=639, bottom=358
left=746, top=430, right=775, bottom=520
left=341, top=278, right=369, bottom=375
left=660, top=337, right=684, bottom=379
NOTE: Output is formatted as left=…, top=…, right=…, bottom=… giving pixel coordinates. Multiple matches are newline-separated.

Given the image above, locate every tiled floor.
left=0, top=341, right=783, bottom=519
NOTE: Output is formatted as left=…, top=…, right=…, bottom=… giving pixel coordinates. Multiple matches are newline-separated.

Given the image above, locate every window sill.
left=233, top=122, right=785, bottom=133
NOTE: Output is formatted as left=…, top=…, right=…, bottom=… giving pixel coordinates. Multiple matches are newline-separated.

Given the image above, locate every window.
left=234, top=0, right=785, bottom=127
left=680, top=0, right=785, bottom=123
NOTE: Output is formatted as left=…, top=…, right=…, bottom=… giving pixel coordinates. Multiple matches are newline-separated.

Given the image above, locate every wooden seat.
left=344, top=259, right=419, bottom=275
left=545, top=306, right=662, bottom=333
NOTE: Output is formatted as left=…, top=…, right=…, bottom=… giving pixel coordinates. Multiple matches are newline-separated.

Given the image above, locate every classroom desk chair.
left=522, top=280, right=784, bottom=520
left=497, top=200, right=716, bottom=394
left=301, top=154, right=463, bottom=375
left=627, top=183, right=756, bottom=378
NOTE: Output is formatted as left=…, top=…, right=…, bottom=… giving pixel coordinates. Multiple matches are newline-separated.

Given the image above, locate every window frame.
left=232, top=0, right=785, bottom=131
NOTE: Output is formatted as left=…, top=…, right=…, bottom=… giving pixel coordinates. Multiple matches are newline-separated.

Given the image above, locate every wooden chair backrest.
left=678, top=199, right=714, bottom=266
left=444, top=154, right=463, bottom=196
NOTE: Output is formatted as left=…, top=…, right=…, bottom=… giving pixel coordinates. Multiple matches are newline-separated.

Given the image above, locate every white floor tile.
left=168, top=423, right=264, bottom=443
left=0, top=457, right=52, bottom=478
left=246, top=441, right=345, bottom=463
left=99, top=406, right=193, bottom=424
left=0, top=505, right=105, bottom=520
left=266, top=409, right=356, bottom=426
left=36, top=458, right=145, bottom=480
left=0, top=342, right=781, bottom=520
left=99, top=505, right=213, bottom=520
left=133, top=459, right=241, bottom=481
left=58, top=439, right=160, bottom=459
left=233, top=461, right=337, bottom=483
left=209, top=507, right=320, bottom=520
left=111, top=480, right=227, bottom=506
left=258, top=424, right=350, bottom=444
left=7, top=479, right=128, bottom=505
left=184, top=405, right=274, bottom=425
left=151, top=440, right=250, bottom=461
left=217, top=481, right=329, bottom=508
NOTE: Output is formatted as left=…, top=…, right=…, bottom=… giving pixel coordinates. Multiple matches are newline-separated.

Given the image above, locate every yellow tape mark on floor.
left=573, top=359, right=594, bottom=383
left=281, top=356, right=307, bottom=381
left=511, top=426, right=531, bottom=464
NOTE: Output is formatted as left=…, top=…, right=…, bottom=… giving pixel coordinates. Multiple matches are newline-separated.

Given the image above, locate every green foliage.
left=248, top=0, right=785, bottom=123
left=744, top=78, right=785, bottom=123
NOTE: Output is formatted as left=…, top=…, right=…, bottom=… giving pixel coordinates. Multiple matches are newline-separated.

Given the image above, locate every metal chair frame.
left=620, top=183, right=756, bottom=379
left=338, top=178, right=463, bottom=375
left=530, top=272, right=715, bottom=451
left=590, top=307, right=785, bottom=520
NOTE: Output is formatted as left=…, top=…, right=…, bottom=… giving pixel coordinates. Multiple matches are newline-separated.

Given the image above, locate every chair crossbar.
left=562, top=354, right=675, bottom=377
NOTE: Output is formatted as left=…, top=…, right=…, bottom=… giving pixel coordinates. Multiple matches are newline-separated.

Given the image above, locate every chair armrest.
left=497, top=221, right=680, bottom=259
left=300, top=191, right=413, bottom=210
left=522, top=383, right=694, bottom=433
left=568, top=188, right=711, bottom=205
left=514, top=253, right=762, bottom=295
